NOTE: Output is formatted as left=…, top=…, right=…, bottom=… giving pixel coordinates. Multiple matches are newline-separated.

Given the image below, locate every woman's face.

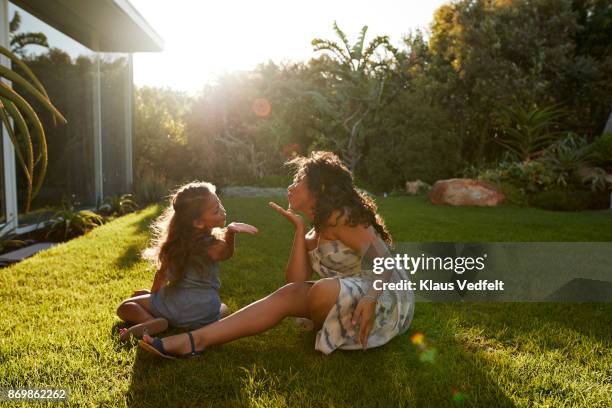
left=287, top=172, right=316, bottom=213
left=194, top=193, right=226, bottom=230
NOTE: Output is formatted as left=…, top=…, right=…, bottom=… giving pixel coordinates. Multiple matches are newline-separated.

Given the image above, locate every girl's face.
left=193, top=193, right=226, bottom=230
left=287, top=172, right=316, bottom=214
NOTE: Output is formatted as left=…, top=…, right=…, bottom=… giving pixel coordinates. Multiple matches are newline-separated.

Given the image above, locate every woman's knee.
left=271, top=282, right=311, bottom=303
left=306, top=278, right=339, bottom=314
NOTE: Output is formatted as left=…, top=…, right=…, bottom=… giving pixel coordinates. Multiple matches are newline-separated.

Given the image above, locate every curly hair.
left=141, top=181, right=219, bottom=283
left=286, top=151, right=392, bottom=245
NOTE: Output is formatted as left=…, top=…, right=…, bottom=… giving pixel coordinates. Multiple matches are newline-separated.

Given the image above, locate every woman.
left=139, top=151, right=415, bottom=358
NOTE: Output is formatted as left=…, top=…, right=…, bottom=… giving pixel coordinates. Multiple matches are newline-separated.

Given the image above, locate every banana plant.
left=0, top=45, right=67, bottom=213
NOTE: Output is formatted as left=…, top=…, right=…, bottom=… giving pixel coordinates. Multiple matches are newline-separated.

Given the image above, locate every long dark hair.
left=286, top=151, right=392, bottom=245
left=142, top=181, right=219, bottom=282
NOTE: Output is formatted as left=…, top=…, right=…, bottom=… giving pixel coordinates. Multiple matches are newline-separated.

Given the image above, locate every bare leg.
left=117, top=295, right=153, bottom=324
left=144, top=280, right=339, bottom=355
left=117, top=294, right=154, bottom=324
left=117, top=294, right=165, bottom=341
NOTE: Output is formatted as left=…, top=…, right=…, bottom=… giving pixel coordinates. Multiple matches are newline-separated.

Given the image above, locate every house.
left=0, top=0, right=162, bottom=235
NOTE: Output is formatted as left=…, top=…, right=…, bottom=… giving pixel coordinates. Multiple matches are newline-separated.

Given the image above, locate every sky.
left=130, top=0, right=449, bottom=94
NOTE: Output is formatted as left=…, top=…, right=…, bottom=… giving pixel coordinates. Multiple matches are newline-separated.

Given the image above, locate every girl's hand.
left=268, top=202, right=305, bottom=230
left=227, top=222, right=258, bottom=235
left=351, top=297, right=377, bottom=350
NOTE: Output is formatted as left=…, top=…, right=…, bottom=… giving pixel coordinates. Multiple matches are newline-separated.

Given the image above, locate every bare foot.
left=220, top=303, right=230, bottom=319
left=118, top=318, right=168, bottom=342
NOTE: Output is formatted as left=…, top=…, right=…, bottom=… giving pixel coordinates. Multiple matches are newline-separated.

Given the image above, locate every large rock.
left=429, top=178, right=505, bottom=206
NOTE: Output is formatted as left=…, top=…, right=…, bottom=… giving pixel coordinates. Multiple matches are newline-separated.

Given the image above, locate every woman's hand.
left=352, top=297, right=377, bottom=350
left=268, top=202, right=305, bottom=230
left=226, top=222, right=258, bottom=235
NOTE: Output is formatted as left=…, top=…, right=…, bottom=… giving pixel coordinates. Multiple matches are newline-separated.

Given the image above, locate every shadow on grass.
left=124, top=318, right=516, bottom=407
left=113, top=206, right=163, bottom=270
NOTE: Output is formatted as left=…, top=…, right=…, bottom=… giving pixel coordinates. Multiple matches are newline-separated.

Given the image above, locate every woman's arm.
left=269, top=202, right=313, bottom=282
left=330, top=221, right=394, bottom=349
left=284, top=224, right=313, bottom=282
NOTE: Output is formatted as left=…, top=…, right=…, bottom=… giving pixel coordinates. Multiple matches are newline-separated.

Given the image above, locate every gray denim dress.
left=149, top=251, right=221, bottom=330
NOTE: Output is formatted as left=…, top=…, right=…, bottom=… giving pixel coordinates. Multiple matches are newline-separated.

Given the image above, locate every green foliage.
left=0, top=45, right=66, bottom=213
left=587, top=132, right=612, bottom=169
left=528, top=189, right=599, bottom=211
left=45, top=197, right=106, bottom=241
left=132, top=2, right=612, bottom=194
left=490, top=181, right=530, bottom=207
left=9, top=11, right=49, bottom=56
left=478, top=160, right=555, bottom=194
left=97, top=194, right=139, bottom=216
left=429, top=0, right=611, bottom=161
left=495, top=104, right=566, bottom=161
left=538, top=133, right=591, bottom=188
left=309, top=22, right=404, bottom=170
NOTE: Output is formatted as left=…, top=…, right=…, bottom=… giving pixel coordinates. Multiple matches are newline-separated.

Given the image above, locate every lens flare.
left=282, top=142, right=300, bottom=158
left=410, top=332, right=425, bottom=345
left=451, top=387, right=466, bottom=404
left=252, top=98, right=271, bottom=117
left=419, top=347, right=438, bottom=363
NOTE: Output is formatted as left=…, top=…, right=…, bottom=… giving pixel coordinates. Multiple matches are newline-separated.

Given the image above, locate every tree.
left=308, top=21, right=404, bottom=170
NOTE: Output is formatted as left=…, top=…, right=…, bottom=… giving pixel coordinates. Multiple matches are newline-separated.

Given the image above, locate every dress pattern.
left=307, top=229, right=415, bottom=354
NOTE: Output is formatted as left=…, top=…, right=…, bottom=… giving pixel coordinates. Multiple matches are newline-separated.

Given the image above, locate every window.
left=101, top=53, right=130, bottom=197
left=9, top=3, right=97, bottom=226
left=0, top=132, right=5, bottom=225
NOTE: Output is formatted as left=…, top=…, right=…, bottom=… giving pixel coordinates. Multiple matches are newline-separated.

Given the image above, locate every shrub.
left=97, top=194, right=139, bottom=216
left=588, top=132, right=612, bottom=169
left=45, top=198, right=106, bottom=241
left=529, top=189, right=609, bottom=211
left=478, top=160, right=555, bottom=193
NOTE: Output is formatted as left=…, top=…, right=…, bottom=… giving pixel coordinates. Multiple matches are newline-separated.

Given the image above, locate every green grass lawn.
left=1, top=196, right=611, bottom=407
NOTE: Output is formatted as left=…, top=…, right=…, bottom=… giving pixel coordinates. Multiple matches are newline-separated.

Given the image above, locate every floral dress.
left=306, top=228, right=415, bottom=354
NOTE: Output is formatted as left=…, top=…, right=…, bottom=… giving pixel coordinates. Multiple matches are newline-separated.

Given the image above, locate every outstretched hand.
left=268, top=202, right=305, bottom=230
left=227, top=222, right=258, bottom=235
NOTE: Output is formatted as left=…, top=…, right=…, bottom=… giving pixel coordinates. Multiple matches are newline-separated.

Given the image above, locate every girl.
left=139, top=152, right=414, bottom=358
left=116, top=181, right=258, bottom=341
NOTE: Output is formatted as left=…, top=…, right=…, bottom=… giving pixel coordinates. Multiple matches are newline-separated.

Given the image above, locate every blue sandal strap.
left=183, top=332, right=205, bottom=358
left=151, top=337, right=167, bottom=354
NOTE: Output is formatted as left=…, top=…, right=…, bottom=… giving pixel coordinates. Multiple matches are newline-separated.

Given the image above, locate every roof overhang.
left=11, top=0, right=163, bottom=52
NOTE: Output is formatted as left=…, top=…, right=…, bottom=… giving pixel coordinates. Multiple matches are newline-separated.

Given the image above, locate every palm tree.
left=310, top=21, right=403, bottom=170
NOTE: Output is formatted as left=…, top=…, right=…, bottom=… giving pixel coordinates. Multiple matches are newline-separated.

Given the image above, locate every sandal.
left=138, top=331, right=205, bottom=360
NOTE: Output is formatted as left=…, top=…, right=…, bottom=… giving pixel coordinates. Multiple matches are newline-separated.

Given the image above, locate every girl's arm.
left=150, top=267, right=167, bottom=293
left=269, top=202, right=312, bottom=283
left=207, top=223, right=258, bottom=262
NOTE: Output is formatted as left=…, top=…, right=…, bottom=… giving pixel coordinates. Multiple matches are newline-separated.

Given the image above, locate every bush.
left=489, top=181, right=529, bottom=206
left=478, top=160, right=555, bottom=193
left=529, top=189, right=609, bottom=211
left=588, top=132, right=612, bottom=169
